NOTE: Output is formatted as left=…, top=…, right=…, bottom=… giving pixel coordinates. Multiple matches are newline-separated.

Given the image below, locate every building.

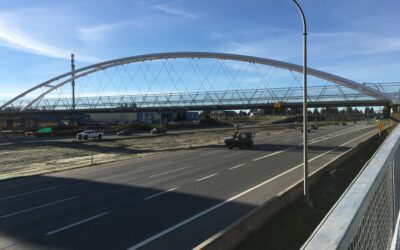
left=249, top=110, right=264, bottom=117
left=88, top=112, right=137, bottom=124
left=0, top=113, right=89, bottom=130
left=210, top=110, right=238, bottom=120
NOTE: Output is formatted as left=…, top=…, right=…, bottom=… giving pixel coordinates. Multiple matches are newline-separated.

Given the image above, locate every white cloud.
left=310, top=32, right=400, bottom=59
left=0, top=11, right=98, bottom=63
left=214, top=29, right=400, bottom=83
left=153, top=3, right=196, bottom=19
left=319, top=60, right=400, bottom=83
left=219, top=37, right=300, bottom=62
left=78, top=20, right=136, bottom=44
left=217, top=30, right=400, bottom=65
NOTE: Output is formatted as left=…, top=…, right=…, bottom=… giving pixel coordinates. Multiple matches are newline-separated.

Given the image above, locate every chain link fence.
left=303, top=125, right=400, bottom=250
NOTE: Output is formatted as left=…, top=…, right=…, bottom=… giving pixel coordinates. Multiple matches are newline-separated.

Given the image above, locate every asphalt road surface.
left=0, top=123, right=379, bottom=249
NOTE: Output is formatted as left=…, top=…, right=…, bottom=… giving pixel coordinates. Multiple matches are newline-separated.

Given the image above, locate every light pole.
left=292, top=0, right=311, bottom=205
left=71, top=53, right=76, bottom=111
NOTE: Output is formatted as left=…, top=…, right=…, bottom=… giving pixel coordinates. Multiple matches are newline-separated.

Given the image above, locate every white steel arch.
left=1, top=52, right=396, bottom=111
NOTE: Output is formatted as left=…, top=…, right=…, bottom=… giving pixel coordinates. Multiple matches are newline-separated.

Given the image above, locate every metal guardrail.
left=303, top=124, right=400, bottom=250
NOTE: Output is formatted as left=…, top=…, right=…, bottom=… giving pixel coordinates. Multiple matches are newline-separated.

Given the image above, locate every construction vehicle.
left=224, top=131, right=254, bottom=149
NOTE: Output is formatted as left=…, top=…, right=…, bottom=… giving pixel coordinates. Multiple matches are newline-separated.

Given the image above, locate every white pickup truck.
left=77, top=130, right=104, bottom=140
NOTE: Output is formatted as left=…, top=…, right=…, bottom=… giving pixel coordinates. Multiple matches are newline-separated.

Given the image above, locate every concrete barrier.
left=195, top=131, right=382, bottom=250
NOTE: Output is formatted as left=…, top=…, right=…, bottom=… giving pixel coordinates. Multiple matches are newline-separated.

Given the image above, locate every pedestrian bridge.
left=0, top=52, right=398, bottom=112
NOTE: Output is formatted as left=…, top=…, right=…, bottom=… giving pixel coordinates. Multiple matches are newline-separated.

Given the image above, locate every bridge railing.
left=303, top=124, right=400, bottom=250
left=6, top=88, right=380, bottom=111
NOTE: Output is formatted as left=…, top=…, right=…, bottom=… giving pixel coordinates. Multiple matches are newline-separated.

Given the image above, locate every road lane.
left=142, top=128, right=378, bottom=250
left=0, top=124, right=368, bottom=210
left=0, top=124, right=370, bottom=214
left=0, top=123, right=380, bottom=249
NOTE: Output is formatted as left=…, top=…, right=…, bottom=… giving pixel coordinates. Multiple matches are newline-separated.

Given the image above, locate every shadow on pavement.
left=0, top=174, right=255, bottom=250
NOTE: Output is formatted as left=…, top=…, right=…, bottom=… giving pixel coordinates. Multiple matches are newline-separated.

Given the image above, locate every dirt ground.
left=0, top=126, right=285, bottom=180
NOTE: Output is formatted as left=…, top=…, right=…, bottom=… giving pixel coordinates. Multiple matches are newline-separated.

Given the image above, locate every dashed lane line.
left=149, top=167, right=187, bottom=178
left=0, top=184, right=68, bottom=201
left=0, top=196, right=79, bottom=219
left=252, top=125, right=373, bottom=162
left=229, top=163, right=247, bottom=170
left=145, top=187, right=178, bottom=200
left=46, top=211, right=110, bottom=236
left=127, top=129, right=376, bottom=250
left=196, top=173, right=218, bottom=182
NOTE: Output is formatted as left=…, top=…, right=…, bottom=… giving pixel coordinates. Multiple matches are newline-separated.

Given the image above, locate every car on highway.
left=300, top=128, right=311, bottom=133
left=225, top=131, right=254, bottom=149
left=310, top=124, right=318, bottom=130
left=342, top=122, right=347, bottom=126
left=117, top=130, right=132, bottom=136
left=77, top=130, right=104, bottom=140
left=151, top=127, right=167, bottom=135
left=300, top=126, right=312, bottom=133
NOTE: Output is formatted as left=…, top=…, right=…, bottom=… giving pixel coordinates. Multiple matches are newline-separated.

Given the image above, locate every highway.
left=0, top=122, right=379, bottom=249
left=0, top=124, right=265, bottom=146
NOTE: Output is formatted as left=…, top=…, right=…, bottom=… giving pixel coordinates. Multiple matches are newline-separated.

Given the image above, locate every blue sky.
left=0, top=0, right=399, bottom=98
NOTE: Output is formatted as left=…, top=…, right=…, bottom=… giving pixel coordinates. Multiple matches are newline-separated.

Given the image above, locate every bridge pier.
left=392, top=104, right=399, bottom=113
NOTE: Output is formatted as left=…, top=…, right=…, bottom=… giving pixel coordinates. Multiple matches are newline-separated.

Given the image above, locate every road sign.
left=274, top=102, right=281, bottom=109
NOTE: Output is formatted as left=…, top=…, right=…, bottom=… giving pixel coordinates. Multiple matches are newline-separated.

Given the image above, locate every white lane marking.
left=0, top=196, right=79, bottom=219
left=127, top=129, right=377, bottom=250
left=140, top=161, right=171, bottom=169
left=196, top=173, right=218, bottom=182
left=291, top=130, right=377, bottom=170
left=145, top=187, right=178, bottom=200
left=252, top=150, right=288, bottom=162
left=149, top=167, right=187, bottom=178
left=223, top=152, right=241, bottom=158
left=229, top=163, right=247, bottom=170
left=252, top=125, right=373, bottom=162
left=309, top=132, right=377, bottom=177
left=46, top=211, right=110, bottom=236
left=0, top=184, right=68, bottom=201
left=201, top=151, right=220, bottom=156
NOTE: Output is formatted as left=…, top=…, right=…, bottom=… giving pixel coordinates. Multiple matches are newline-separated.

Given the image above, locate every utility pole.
left=71, top=53, right=76, bottom=111
left=292, top=0, right=311, bottom=206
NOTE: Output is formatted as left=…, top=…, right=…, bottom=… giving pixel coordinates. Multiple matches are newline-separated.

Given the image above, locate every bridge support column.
left=391, top=105, right=399, bottom=127
left=392, top=105, right=399, bottom=113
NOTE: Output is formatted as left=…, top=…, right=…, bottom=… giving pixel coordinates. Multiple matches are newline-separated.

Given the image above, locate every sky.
left=0, top=0, right=399, bottom=99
